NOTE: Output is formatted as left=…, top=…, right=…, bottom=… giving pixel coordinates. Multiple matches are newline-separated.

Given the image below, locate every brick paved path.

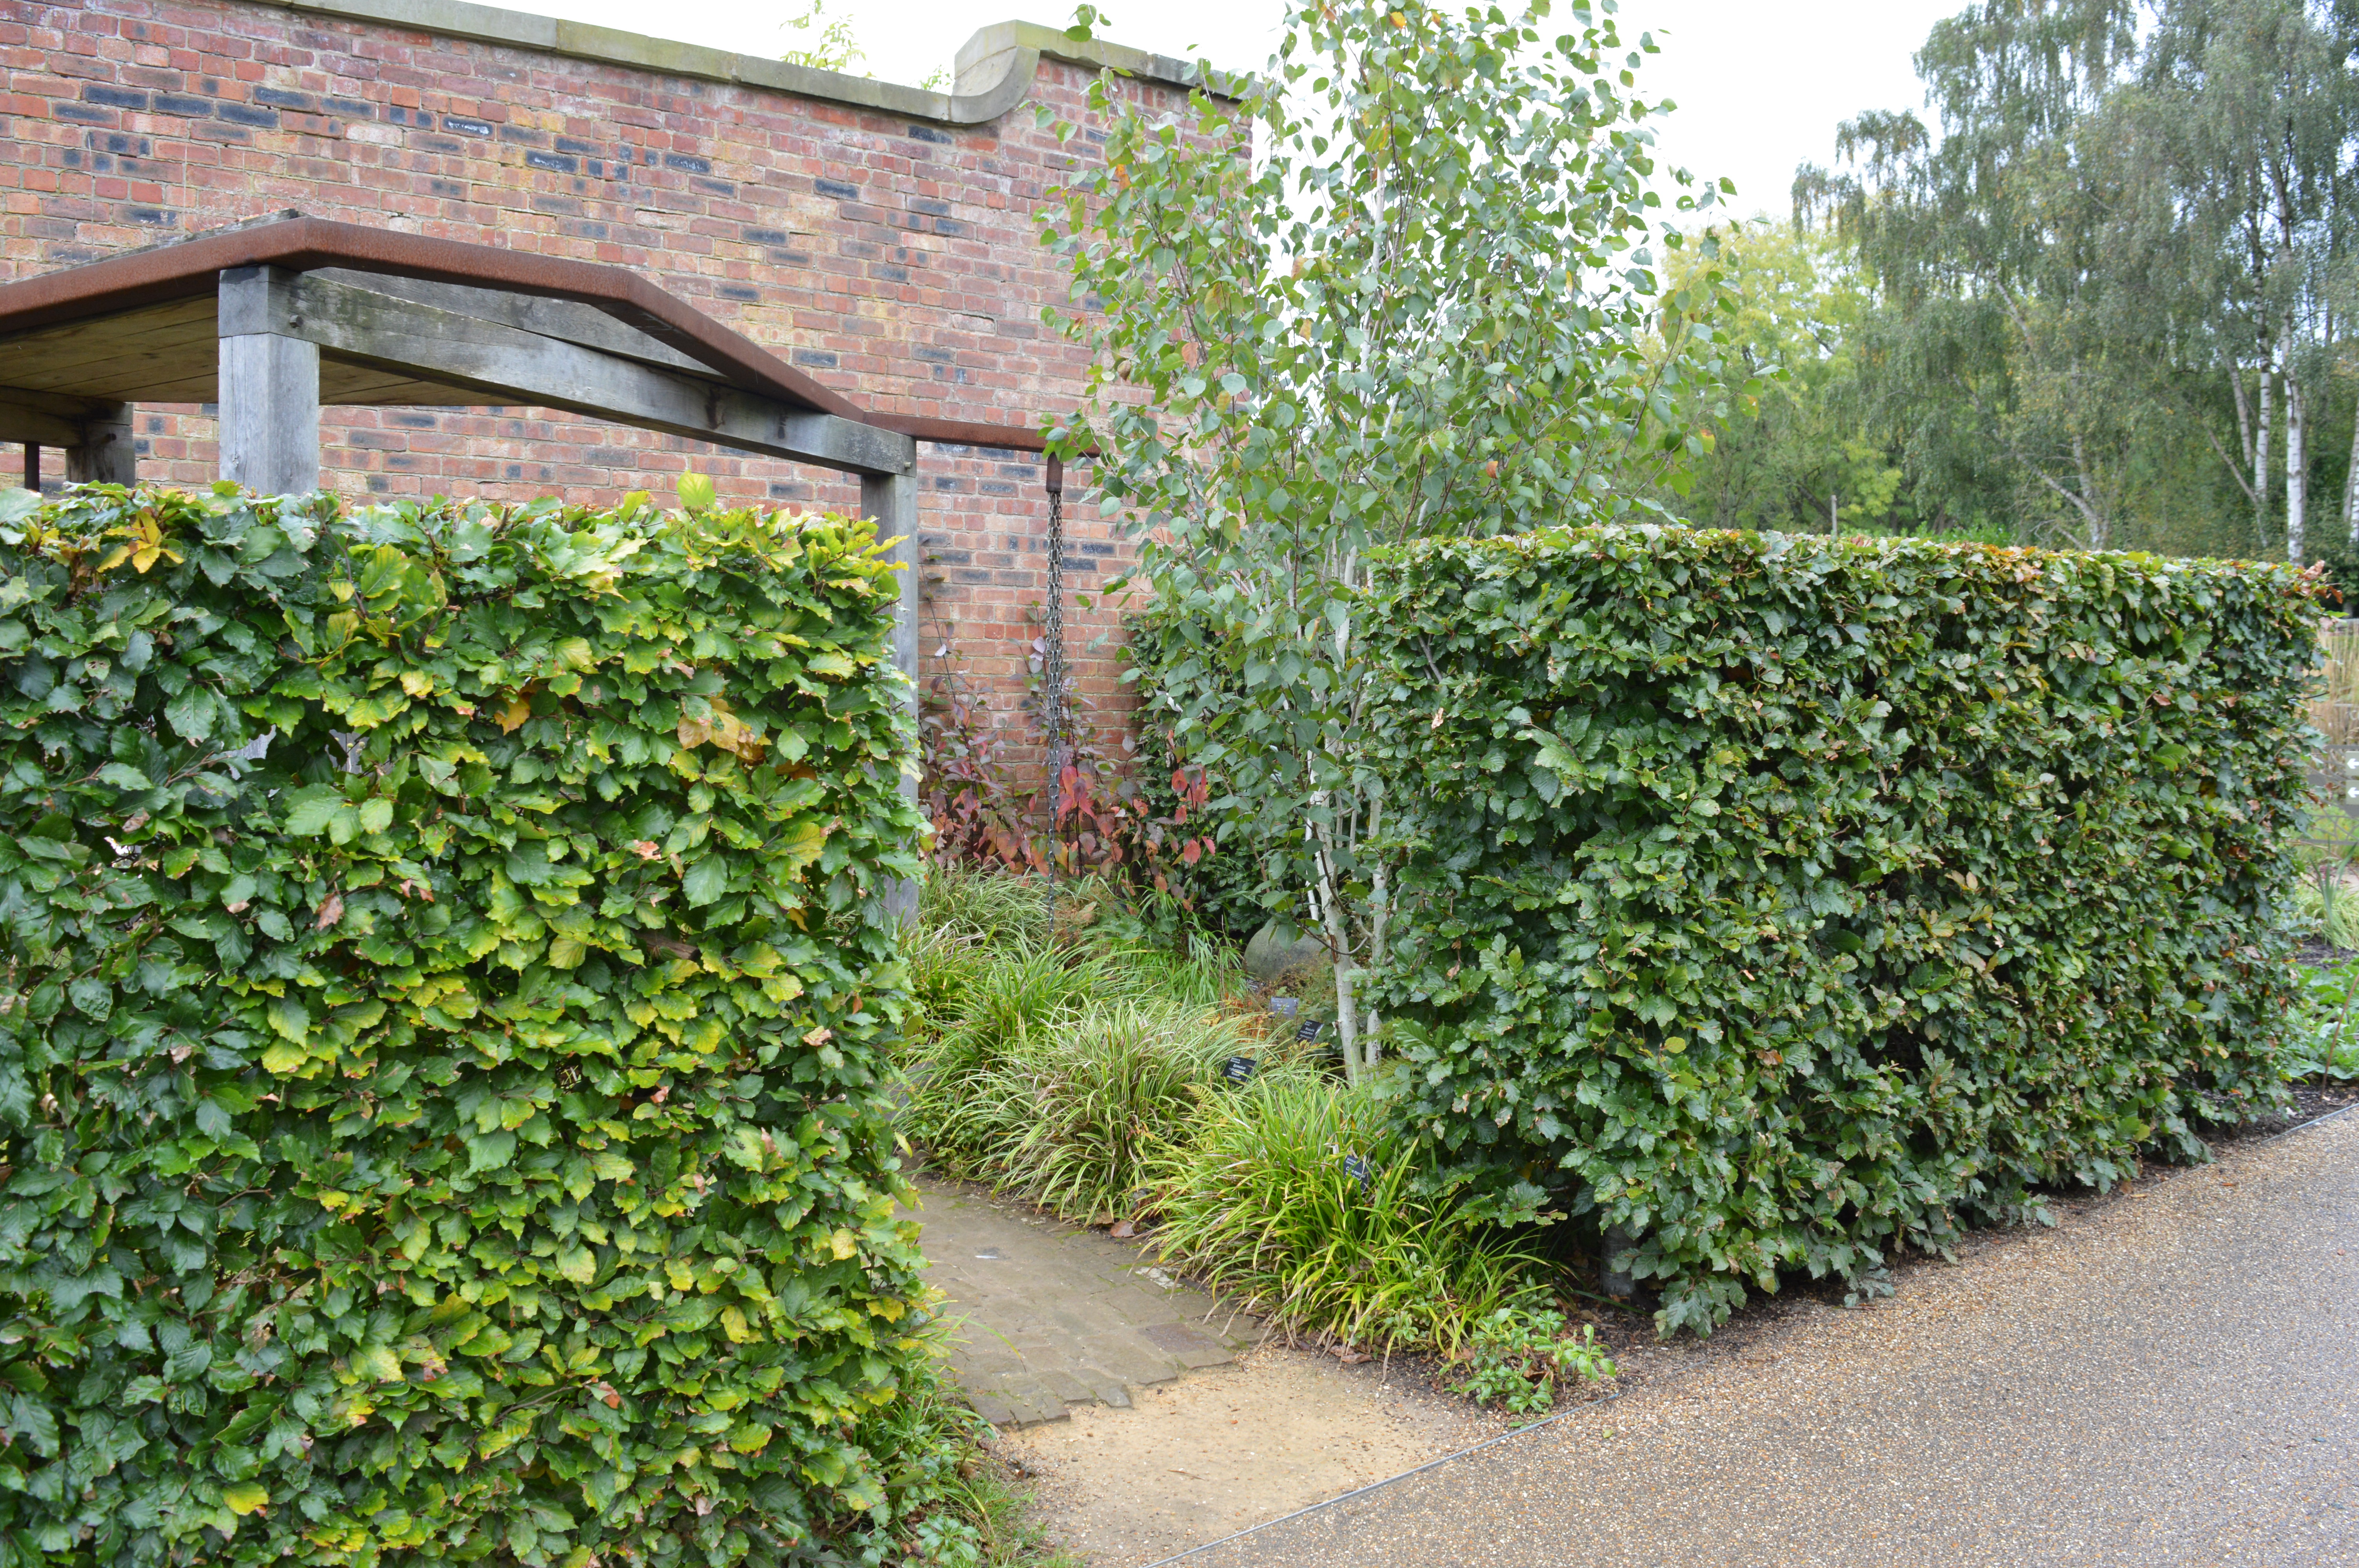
left=905, top=1176, right=1263, bottom=1427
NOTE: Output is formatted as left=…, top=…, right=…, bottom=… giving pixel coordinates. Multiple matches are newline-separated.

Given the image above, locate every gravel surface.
left=1165, top=1109, right=2359, bottom=1568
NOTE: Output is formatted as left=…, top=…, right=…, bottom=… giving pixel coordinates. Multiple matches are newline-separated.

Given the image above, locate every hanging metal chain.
left=1042, top=456, right=1072, bottom=794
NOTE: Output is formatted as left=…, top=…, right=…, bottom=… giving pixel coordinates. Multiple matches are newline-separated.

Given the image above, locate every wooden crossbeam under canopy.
left=0, top=213, right=1034, bottom=919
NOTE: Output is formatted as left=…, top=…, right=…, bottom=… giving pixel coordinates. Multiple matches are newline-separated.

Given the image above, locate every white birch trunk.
left=2344, top=390, right=2359, bottom=546
left=2257, top=363, right=2275, bottom=548
left=2287, top=358, right=2309, bottom=564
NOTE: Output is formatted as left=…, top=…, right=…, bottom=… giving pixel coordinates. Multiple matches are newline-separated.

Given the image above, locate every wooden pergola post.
left=863, top=470, right=923, bottom=926
left=217, top=266, right=321, bottom=495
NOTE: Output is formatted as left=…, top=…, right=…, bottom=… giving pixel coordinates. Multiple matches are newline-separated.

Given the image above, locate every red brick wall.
left=0, top=0, right=1187, bottom=764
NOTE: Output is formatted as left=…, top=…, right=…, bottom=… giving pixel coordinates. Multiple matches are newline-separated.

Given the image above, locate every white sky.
left=533, top=0, right=1966, bottom=220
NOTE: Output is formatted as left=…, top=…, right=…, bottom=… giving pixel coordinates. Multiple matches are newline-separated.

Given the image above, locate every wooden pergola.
left=0, top=214, right=1047, bottom=888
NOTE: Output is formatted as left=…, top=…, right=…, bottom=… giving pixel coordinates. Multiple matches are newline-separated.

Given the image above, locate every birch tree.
left=1042, top=0, right=1749, bottom=1082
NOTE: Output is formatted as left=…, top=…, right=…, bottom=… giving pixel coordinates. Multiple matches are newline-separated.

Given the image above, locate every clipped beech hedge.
left=0, top=485, right=936, bottom=1564
left=1366, top=526, right=2321, bottom=1334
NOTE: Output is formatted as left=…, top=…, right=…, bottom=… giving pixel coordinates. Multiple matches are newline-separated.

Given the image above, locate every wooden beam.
left=307, top=269, right=713, bottom=380
left=0, top=388, right=96, bottom=448
left=65, top=403, right=137, bottom=485
left=0, top=297, right=219, bottom=400
left=219, top=267, right=322, bottom=495
left=258, top=271, right=913, bottom=477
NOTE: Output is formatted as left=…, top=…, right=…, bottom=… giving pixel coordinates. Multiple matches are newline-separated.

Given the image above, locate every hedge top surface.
left=1361, top=522, right=2322, bottom=1334
left=0, top=484, right=934, bottom=1566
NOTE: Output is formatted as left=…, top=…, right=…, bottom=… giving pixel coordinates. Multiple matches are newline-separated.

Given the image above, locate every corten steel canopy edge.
left=0, top=216, right=1058, bottom=450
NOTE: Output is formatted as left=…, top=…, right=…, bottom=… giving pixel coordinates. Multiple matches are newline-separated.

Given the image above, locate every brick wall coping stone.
left=249, top=1, right=1246, bottom=126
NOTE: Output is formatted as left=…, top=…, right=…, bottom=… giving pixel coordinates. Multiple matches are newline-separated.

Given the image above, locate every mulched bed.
left=2218, top=1080, right=2359, bottom=1141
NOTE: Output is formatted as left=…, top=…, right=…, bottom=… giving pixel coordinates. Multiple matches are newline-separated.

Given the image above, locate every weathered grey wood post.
left=216, top=266, right=320, bottom=494
left=63, top=404, right=137, bottom=485
left=863, top=468, right=923, bottom=926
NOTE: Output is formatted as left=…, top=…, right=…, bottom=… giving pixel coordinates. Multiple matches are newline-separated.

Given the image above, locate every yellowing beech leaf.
left=353, top=1343, right=402, bottom=1383
left=221, top=1483, right=269, bottom=1516
left=828, top=1229, right=858, bottom=1261
left=400, top=670, right=434, bottom=697
left=261, top=1040, right=307, bottom=1074
left=778, top=819, right=829, bottom=873
left=497, top=693, right=533, bottom=733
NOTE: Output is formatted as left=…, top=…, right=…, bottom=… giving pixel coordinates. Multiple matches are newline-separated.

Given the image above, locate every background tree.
left=1669, top=0, right=2359, bottom=565
left=1640, top=223, right=1952, bottom=536
left=1044, top=0, right=1751, bottom=1080
left=2136, top=0, right=2359, bottom=559
left=1796, top=0, right=2152, bottom=549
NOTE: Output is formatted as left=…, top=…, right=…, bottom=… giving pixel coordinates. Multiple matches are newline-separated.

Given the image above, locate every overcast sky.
left=532, top=0, right=1969, bottom=221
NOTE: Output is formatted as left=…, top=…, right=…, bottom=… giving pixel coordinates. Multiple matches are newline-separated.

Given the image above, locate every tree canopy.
left=1674, top=0, right=2359, bottom=564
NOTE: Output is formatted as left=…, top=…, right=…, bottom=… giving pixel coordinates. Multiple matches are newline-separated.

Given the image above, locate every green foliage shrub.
left=1444, top=1308, right=1616, bottom=1417
left=1364, top=525, right=2321, bottom=1334
left=2289, top=959, right=2359, bottom=1082
left=1146, top=1078, right=1545, bottom=1354
left=0, top=485, right=938, bottom=1564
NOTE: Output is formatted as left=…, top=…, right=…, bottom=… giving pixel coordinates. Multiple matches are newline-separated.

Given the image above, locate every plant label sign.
left=1295, top=1019, right=1326, bottom=1043
left=1268, top=996, right=1301, bottom=1018
left=1222, top=1055, right=1257, bottom=1083
left=1341, top=1152, right=1372, bottom=1195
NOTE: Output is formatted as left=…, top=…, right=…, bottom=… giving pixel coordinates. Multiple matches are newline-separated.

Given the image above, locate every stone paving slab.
left=903, top=1174, right=1264, bottom=1428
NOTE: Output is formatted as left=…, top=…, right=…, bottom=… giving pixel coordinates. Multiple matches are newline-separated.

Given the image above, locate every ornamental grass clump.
left=1147, top=1078, right=1546, bottom=1354
left=1361, top=524, right=2323, bottom=1335
left=0, top=484, right=944, bottom=1565
left=917, top=1001, right=1282, bottom=1225
left=899, top=870, right=1059, bottom=1061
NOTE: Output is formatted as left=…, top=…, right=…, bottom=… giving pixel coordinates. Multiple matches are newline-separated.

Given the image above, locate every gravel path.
left=1168, top=1109, right=2359, bottom=1568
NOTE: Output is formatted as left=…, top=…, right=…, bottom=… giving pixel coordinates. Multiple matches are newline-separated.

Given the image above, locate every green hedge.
left=0, top=485, right=934, bottom=1564
left=1365, top=525, right=2321, bottom=1333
